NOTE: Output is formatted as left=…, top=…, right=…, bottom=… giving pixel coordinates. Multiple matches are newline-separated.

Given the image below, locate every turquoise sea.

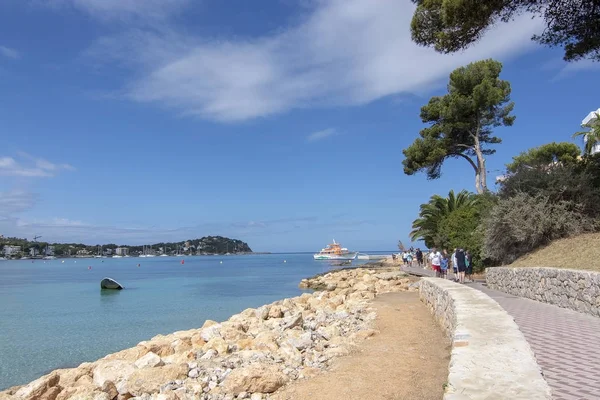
left=0, top=253, right=380, bottom=390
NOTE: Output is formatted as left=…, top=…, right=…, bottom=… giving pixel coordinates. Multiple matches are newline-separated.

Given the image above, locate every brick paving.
left=401, top=265, right=600, bottom=400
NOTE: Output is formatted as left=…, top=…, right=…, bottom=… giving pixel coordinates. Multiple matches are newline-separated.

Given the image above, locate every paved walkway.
left=401, top=265, right=600, bottom=400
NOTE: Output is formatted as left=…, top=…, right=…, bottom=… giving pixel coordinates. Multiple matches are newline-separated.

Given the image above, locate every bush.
left=499, top=161, right=600, bottom=219
left=482, top=192, right=595, bottom=264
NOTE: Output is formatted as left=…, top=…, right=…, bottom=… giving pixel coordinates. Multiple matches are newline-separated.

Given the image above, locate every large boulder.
left=92, top=361, right=135, bottom=395
left=14, top=372, right=60, bottom=400
left=126, top=364, right=188, bottom=396
left=221, top=365, right=287, bottom=395
left=253, top=332, right=279, bottom=353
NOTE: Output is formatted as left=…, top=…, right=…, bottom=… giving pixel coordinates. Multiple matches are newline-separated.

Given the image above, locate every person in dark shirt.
left=465, top=250, right=473, bottom=281
left=455, top=249, right=467, bottom=284
left=415, top=248, right=423, bottom=267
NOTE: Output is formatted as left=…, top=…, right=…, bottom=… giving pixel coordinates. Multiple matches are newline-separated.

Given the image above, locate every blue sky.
left=1, top=0, right=599, bottom=252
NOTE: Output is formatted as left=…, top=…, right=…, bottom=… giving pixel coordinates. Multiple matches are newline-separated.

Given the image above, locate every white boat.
left=113, top=255, right=123, bottom=258
left=43, top=256, right=57, bottom=260
left=313, top=240, right=358, bottom=260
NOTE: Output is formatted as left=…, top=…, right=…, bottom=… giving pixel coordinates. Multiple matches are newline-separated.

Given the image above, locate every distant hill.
left=510, top=232, right=600, bottom=271
left=0, top=235, right=252, bottom=257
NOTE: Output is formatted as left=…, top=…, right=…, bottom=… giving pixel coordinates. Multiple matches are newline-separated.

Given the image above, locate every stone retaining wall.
left=486, top=267, right=600, bottom=317
left=419, top=278, right=551, bottom=400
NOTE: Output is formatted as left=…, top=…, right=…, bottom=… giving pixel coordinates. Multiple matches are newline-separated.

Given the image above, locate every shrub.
left=499, top=161, right=600, bottom=219
left=482, top=192, right=595, bottom=264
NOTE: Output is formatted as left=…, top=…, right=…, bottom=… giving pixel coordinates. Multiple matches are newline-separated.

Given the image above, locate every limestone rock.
left=286, top=331, right=312, bottom=351
left=221, top=365, right=287, bottom=395
left=93, top=361, right=135, bottom=394
left=101, top=381, right=118, bottom=400
left=267, top=305, right=283, bottom=319
left=127, top=364, right=188, bottom=396
left=281, top=314, right=303, bottom=330
left=14, top=372, right=60, bottom=400
left=203, top=337, right=229, bottom=355
left=134, top=352, right=163, bottom=369
left=200, top=323, right=222, bottom=342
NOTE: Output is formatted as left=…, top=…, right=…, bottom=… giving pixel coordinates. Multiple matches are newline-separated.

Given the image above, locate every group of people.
left=427, top=248, right=473, bottom=283
left=394, top=247, right=474, bottom=283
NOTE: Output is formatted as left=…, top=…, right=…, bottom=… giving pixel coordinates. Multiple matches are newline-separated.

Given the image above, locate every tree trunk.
left=473, top=129, right=487, bottom=194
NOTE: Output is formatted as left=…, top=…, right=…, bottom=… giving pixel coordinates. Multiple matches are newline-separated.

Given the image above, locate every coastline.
left=1, top=262, right=417, bottom=400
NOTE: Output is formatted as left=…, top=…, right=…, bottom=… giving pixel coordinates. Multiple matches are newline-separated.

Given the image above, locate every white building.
left=3, top=245, right=21, bottom=256
left=30, top=248, right=39, bottom=257
left=115, top=247, right=129, bottom=256
left=582, top=108, right=600, bottom=155
left=45, top=246, right=55, bottom=256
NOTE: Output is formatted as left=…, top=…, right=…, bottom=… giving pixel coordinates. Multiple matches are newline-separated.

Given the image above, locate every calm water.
left=0, top=253, right=378, bottom=389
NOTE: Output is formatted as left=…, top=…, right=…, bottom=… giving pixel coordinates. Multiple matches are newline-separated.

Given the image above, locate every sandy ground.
left=272, top=291, right=450, bottom=400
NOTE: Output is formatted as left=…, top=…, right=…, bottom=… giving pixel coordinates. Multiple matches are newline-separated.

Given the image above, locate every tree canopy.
left=402, top=59, right=514, bottom=193
left=410, top=189, right=476, bottom=248
left=506, top=142, right=581, bottom=173
left=410, top=0, right=600, bottom=62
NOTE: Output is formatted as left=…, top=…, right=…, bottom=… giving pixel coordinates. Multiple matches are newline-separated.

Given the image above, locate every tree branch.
left=447, top=152, right=478, bottom=172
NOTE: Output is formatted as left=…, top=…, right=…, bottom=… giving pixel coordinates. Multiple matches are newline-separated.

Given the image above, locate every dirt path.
left=272, top=291, right=450, bottom=400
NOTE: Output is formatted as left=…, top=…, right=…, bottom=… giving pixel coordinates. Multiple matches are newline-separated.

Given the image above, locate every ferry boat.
left=313, top=240, right=358, bottom=260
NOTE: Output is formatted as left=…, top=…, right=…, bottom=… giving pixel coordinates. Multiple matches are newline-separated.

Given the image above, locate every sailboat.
left=139, top=245, right=147, bottom=258
left=145, top=245, right=156, bottom=257
left=160, top=247, right=169, bottom=257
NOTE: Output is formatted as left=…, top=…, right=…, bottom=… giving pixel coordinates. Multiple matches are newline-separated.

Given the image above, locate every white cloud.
left=0, top=190, right=39, bottom=216
left=48, top=0, right=189, bottom=21
left=0, top=153, right=75, bottom=178
left=307, top=128, right=338, bottom=142
left=553, top=58, right=600, bottom=81
left=88, top=0, right=543, bottom=122
left=0, top=45, right=20, bottom=60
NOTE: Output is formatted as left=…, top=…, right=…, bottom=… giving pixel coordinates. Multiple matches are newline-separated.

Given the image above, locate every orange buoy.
left=181, top=259, right=185, bottom=265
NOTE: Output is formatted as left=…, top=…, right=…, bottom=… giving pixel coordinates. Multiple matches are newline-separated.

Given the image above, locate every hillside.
left=509, top=232, right=600, bottom=271
left=0, top=235, right=252, bottom=257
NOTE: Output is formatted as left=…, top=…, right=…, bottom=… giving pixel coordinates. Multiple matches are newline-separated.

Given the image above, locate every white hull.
left=313, top=252, right=358, bottom=260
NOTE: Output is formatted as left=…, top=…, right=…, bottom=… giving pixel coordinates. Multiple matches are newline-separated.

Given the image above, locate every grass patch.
left=509, top=232, right=600, bottom=271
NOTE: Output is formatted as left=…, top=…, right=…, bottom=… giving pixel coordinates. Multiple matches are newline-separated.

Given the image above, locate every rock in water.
left=221, top=365, right=287, bottom=395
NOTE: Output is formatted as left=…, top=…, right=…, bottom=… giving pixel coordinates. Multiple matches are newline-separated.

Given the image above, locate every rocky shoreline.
left=1, top=264, right=417, bottom=400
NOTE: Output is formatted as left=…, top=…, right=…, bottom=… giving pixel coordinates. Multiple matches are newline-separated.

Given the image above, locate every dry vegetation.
left=509, top=232, right=600, bottom=271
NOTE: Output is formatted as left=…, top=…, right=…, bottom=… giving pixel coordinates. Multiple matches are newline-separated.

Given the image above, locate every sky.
left=1, top=0, right=599, bottom=252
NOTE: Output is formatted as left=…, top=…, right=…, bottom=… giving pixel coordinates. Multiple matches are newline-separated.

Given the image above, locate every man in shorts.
left=430, top=248, right=442, bottom=277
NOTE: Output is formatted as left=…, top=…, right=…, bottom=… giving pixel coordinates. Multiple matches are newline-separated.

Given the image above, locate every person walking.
left=455, top=248, right=467, bottom=284
left=415, top=248, right=423, bottom=268
left=430, top=248, right=442, bottom=278
left=451, top=249, right=458, bottom=282
left=465, top=250, right=473, bottom=282
left=440, top=251, right=449, bottom=279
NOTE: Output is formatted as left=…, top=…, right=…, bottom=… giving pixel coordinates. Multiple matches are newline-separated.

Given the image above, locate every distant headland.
left=0, top=235, right=258, bottom=259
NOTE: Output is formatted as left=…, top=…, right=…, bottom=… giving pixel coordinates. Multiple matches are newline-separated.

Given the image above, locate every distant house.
left=30, top=248, right=38, bottom=257
left=3, top=245, right=21, bottom=256
left=582, top=108, right=600, bottom=155
left=46, top=246, right=55, bottom=256
left=115, top=247, right=129, bottom=256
